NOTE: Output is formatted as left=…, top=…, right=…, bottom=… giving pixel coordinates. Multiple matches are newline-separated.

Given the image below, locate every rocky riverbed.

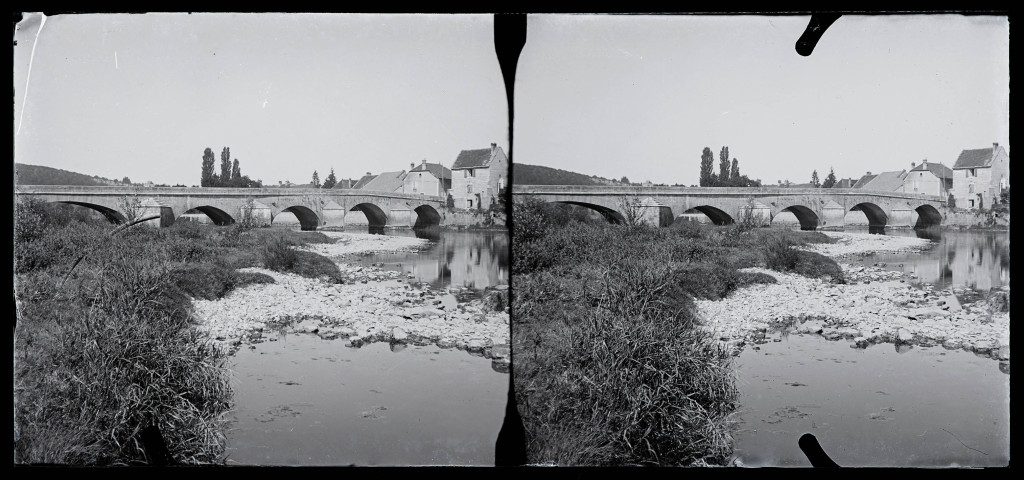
left=190, top=232, right=510, bottom=371
left=697, top=231, right=1010, bottom=364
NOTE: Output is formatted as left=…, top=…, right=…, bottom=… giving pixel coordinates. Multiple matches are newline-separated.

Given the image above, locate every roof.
left=452, top=147, right=501, bottom=170
left=409, top=162, right=451, bottom=180
left=359, top=171, right=406, bottom=192
left=909, top=161, right=953, bottom=179
left=832, top=178, right=855, bottom=188
left=860, top=170, right=907, bottom=192
left=852, top=174, right=877, bottom=189
left=953, top=148, right=996, bottom=169
left=350, top=174, right=377, bottom=190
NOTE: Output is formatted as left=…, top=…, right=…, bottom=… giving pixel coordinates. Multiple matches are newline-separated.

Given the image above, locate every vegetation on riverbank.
left=13, top=198, right=343, bottom=465
left=511, top=198, right=842, bottom=466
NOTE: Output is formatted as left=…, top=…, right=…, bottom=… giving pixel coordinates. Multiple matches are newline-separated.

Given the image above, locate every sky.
left=13, top=13, right=508, bottom=187
left=515, top=14, right=1010, bottom=186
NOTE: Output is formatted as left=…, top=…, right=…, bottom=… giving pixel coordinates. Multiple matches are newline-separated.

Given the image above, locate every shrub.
left=763, top=233, right=799, bottom=271
left=261, top=237, right=298, bottom=271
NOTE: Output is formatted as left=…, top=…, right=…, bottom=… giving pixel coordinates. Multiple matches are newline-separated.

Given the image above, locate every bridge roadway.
left=15, top=185, right=447, bottom=230
left=512, top=185, right=947, bottom=229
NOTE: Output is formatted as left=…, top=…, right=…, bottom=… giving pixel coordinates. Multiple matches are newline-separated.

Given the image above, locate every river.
left=729, top=228, right=1010, bottom=467
left=222, top=228, right=509, bottom=466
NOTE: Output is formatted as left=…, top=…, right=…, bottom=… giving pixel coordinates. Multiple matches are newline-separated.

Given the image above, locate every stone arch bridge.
left=15, top=185, right=447, bottom=230
left=512, top=185, right=947, bottom=229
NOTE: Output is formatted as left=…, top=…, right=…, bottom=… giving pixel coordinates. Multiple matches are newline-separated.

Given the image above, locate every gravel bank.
left=191, top=232, right=510, bottom=370
left=697, top=232, right=1010, bottom=362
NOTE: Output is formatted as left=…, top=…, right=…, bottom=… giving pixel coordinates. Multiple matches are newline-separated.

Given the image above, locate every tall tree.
left=811, top=170, right=821, bottom=188
left=231, top=159, right=241, bottom=185
left=121, top=176, right=131, bottom=185
left=620, top=176, right=630, bottom=185
left=219, top=147, right=232, bottom=187
left=822, top=167, right=837, bottom=188
left=323, top=168, right=338, bottom=189
left=718, top=146, right=730, bottom=183
left=699, top=147, right=715, bottom=187
left=201, top=147, right=216, bottom=187
left=730, top=158, right=739, bottom=180
left=312, top=170, right=321, bottom=188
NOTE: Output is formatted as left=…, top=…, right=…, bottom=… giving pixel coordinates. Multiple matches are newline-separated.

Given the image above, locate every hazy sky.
left=515, top=14, right=1010, bottom=186
left=14, top=13, right=508, bottom=187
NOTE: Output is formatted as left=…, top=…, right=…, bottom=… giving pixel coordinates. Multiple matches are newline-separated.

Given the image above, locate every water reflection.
left=346, top=227, right=509, bottom=290
left=845, top=228, right=1009, bottom=292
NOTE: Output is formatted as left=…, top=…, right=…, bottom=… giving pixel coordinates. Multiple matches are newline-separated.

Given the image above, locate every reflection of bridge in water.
left=15, top=185, right=447, bottom=231
left=513, top=185, right=948, bottom=230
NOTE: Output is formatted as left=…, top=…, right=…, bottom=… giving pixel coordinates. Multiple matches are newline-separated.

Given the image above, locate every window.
left=467, top=184, right=472, bottom=194
left=970, top=199, right=975, bottom=208
left=969, top=184, right=974, bottom=193
left=468, top=199, right=473, bottom=208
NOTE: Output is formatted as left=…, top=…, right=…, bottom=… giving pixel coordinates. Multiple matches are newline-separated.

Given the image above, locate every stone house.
left=902, top=159, right=953, bottom=197
left=403, top=159, right=452, bottom=197
left=951, top=143, right=1010, bottom=210
left=450, top=143, right=508, bottom=210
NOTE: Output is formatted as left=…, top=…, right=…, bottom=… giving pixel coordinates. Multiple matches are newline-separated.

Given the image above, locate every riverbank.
left=191, top=232, right=511, bottom=371
left=696, top=231, right=1010, bottom=364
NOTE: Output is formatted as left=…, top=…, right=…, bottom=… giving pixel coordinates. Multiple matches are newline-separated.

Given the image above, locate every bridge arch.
left=351, top=203, right=389, bottom=228
left=914, top=204, right=943, bottom=229
left=181, top=206, right=235, bottom=226
left=56, top=201, right=126, bottom=224
left=775, top=205, right=819, bottom=230
left=276, top=205, right=321, bottom=231
left=684, top=206, right=734, bottom=226
left=850, top=202, right=888, bottom=228
left=555, top=201, right=625, bottom=224
left=413, top=205, right=442, bottom=228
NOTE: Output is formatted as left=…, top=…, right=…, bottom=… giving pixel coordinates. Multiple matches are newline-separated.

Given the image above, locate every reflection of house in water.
left=401, top=232, right=509, bottom=289
left=946, top=233, right=1010, bottom=291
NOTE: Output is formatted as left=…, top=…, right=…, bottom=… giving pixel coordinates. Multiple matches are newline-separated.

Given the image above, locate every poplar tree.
left=323, top=168, right=338, bottom=189
left=312, top=170, right=321, bottom=188
left=219, top=147, right=232, bottom=186
left=811, top=170, right=821, bottom=188
left=201, top=148, right=216, bottom=187
left=699, top=147, right=715, bottom=187
left=718, top=146, right=730, bottom=183
left=822, top=167, right=837, bottom=188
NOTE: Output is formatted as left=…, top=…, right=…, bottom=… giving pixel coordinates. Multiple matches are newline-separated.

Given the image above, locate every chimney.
left=422, top=159, right=427, bottom=165
left=866, top=171, right=871, bottom=175
left=922, top=158, right=928, bottom=166
left=993, top=142, right=999, bottom=154
left=911, top=162, right=916, bottom=169
left=366, top=172, right=371, bottom=176
left=410, top=163, right=415, bottom=171
left=491, top=143, right=497, bottom=155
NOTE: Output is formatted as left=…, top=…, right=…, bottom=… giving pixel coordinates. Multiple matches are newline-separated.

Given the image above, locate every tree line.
left=698, top=146, right=761, bottom=187
left=200, top=147, right=262, bottom=188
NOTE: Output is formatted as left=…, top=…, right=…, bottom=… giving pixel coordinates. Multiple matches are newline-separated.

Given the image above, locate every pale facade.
left=951, top=144, right=1010, bottom=210
left=450, top=143, right=508, bottom=210
left=403, top=160, right=451, bottom=197
left=902, top=160, right=953, bottom=197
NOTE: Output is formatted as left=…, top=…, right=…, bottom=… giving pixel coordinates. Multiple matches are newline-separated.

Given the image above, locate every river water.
left=730, top=228, right=1010, bottom=467
left=223, top=228, right=509, bottom=466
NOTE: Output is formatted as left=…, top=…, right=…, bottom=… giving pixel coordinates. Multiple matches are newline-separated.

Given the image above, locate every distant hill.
left=15, top=163, right=124, bottom=186
left=513, top=163, right=630, bottom=186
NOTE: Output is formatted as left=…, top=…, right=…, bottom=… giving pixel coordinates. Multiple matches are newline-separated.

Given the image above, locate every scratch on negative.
left=17, top=13, right=47, bottom=136
left=941, top=427, right=989, bottom=456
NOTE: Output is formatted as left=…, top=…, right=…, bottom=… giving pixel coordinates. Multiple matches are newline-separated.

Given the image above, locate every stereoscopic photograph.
left=13, top=12, right=1010, bottom=469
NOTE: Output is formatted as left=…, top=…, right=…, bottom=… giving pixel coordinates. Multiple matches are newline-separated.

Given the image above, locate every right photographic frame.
left=508, top=13, right=1010, bottom=467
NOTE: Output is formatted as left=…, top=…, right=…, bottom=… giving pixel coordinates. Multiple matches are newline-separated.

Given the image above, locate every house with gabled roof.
left=404, top=159, right=452, bottom=197
left=359, top=170, right=407, bottom=193
left=902, top=159, right=953, bottom=197
left=343, top=172, right=378, bottom=190
left=831, top=178, right=856, bottom=188
left=451, top=143, right=508, bottom=210
left=951, top=143, right=1010, bottom=210
left=851, top=172, right=878, bottom=189
left=859, top=170, right=908, bottom=192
